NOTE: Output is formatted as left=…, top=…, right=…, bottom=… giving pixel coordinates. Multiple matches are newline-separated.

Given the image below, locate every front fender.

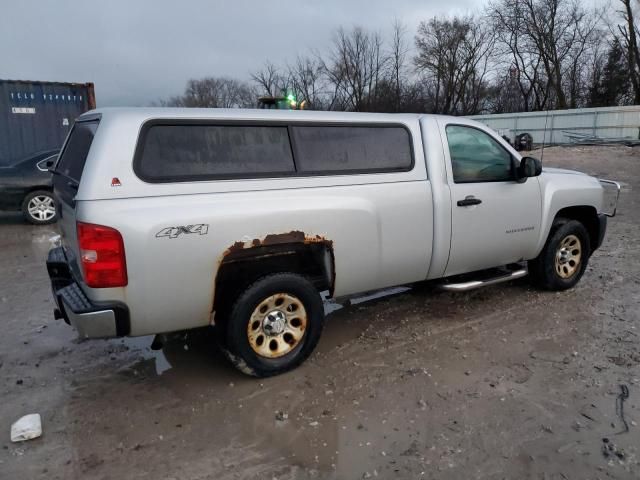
left=534, top=171, right=603, bottom=257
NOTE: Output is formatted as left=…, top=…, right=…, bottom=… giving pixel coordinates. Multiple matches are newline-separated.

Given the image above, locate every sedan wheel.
left=22, top=190, right=58, bottom=225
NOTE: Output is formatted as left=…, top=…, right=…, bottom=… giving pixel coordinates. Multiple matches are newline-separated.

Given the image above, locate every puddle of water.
left=153, top=349, right=172, bottom=375
left=120, top=329, right=232, bottom=379
left=123, top=335, right=153, bottom=351
left=122, top=335, right=175, bottom=376
left=324, top=299, right=344, bottom=315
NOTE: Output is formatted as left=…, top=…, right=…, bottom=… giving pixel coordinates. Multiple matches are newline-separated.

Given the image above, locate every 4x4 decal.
left=156, top=224, right=209, bottom=239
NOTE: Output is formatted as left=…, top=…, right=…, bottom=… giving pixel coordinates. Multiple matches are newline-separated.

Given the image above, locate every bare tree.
left=414, top=16, right=494, bottom=115
left=489, top=0, right=604, bottom=111
left=161, top=77, right=254, bottom=108
left=389, top=19, right=410, bottom=111
left=158, top=3, right=616, bottom=114
left=287, top=56, right=333, bottom=110
left=486, top=67, right=529, bottom=113
left=321, top=27, right=388, bottom=111
left=564, top=17, right=606, bottom=108
left=250, top=62, right=288, bottom=97
left=489, top=0, right=546, bottom=111
left=616, top=0, right=640, bottom=103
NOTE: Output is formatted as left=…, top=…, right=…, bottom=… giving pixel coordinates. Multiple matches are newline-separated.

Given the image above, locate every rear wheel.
left=221, top=273, right=324, bottom=377
left=22, top=190, right=57, bottom=225
left=529, top=218, right=591, bottom=290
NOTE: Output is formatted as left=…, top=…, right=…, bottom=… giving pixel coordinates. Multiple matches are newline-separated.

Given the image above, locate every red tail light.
left=77, top=222, right=128, bottom=288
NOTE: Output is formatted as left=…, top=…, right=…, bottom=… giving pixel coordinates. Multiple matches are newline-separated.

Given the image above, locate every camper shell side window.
left=133, top=120, right=414, bottom=183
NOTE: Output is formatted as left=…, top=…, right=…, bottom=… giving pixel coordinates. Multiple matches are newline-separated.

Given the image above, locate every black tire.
left=528, top=218, right=591, bottom=291
left=21, top=190, right=57, bottom=225
left=221, top=273, right=325, bottom=377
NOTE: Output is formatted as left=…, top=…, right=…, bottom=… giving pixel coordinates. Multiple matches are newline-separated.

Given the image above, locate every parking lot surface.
left=1, top=146, right=639, bottom=479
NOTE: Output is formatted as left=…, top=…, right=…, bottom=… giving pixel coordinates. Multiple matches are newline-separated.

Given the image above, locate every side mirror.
left=516, top=156, right=542, bottom=182
left=46, top=156, right=58, bottom=173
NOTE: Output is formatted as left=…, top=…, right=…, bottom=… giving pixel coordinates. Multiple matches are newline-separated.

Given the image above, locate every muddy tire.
left=21, top=190, right=57, bottom=225
left=221, top=273, right=324, bottom=377
left=528, top=218, right=591, bottom=291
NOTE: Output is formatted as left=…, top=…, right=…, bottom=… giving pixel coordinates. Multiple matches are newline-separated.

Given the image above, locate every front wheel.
left=221, top=273, right=325, bottom=377
left=528, top=218, right=591, bottom=290
left=22, top=190, right=57, bottom=225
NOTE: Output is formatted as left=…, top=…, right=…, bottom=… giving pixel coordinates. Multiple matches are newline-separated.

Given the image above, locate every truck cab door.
left=439, top=120, right=542, bottom=277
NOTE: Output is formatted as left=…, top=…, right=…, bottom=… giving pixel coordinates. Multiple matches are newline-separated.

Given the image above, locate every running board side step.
left=438, top=268, right=528, bottom=292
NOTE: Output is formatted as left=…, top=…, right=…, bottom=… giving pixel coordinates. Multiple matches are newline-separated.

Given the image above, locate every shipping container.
left=0, top=79, right=96, bottom=166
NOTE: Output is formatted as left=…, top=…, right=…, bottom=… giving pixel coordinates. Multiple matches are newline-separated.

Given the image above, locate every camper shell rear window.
left=133, top=120, right=414, bottom=183
left=55, top=120, right=99, bottom=182
left=52, top=119, right=99, bottom=205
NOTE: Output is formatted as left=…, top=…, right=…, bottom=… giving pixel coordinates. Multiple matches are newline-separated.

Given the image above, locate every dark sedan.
left=0, top=150, right=59, bottom=224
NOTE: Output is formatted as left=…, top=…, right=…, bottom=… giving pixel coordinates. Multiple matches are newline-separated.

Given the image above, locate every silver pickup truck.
left=46, top=108, right=618, bottom=377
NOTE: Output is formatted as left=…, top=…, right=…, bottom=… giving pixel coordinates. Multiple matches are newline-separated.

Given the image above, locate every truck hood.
left=542, top=167, right=587, bottom=176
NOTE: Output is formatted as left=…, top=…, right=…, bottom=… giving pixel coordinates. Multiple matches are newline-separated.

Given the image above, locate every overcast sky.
left=1, top=0, right=487, bottom=107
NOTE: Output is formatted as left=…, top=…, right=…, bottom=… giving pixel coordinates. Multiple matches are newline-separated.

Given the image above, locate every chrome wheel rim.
left=27, top=195, right=55, bottom=221
left=247, top=293, right=307, bottom=358
left=555, top=234, right=582, bottom=279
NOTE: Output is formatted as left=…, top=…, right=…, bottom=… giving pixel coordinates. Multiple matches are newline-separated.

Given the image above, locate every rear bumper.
left=47, top=247, right=129, bottom=338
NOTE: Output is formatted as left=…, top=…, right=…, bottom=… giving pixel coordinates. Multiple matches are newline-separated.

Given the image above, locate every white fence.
left=470, top=105, right=640, bottom=145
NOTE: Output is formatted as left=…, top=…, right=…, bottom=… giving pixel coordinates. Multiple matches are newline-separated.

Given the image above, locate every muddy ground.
left=0, top=145, right=639, bottom=480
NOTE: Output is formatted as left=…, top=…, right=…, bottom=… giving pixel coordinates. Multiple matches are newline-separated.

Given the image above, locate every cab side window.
left=446, top=125, right=513, bottom=183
